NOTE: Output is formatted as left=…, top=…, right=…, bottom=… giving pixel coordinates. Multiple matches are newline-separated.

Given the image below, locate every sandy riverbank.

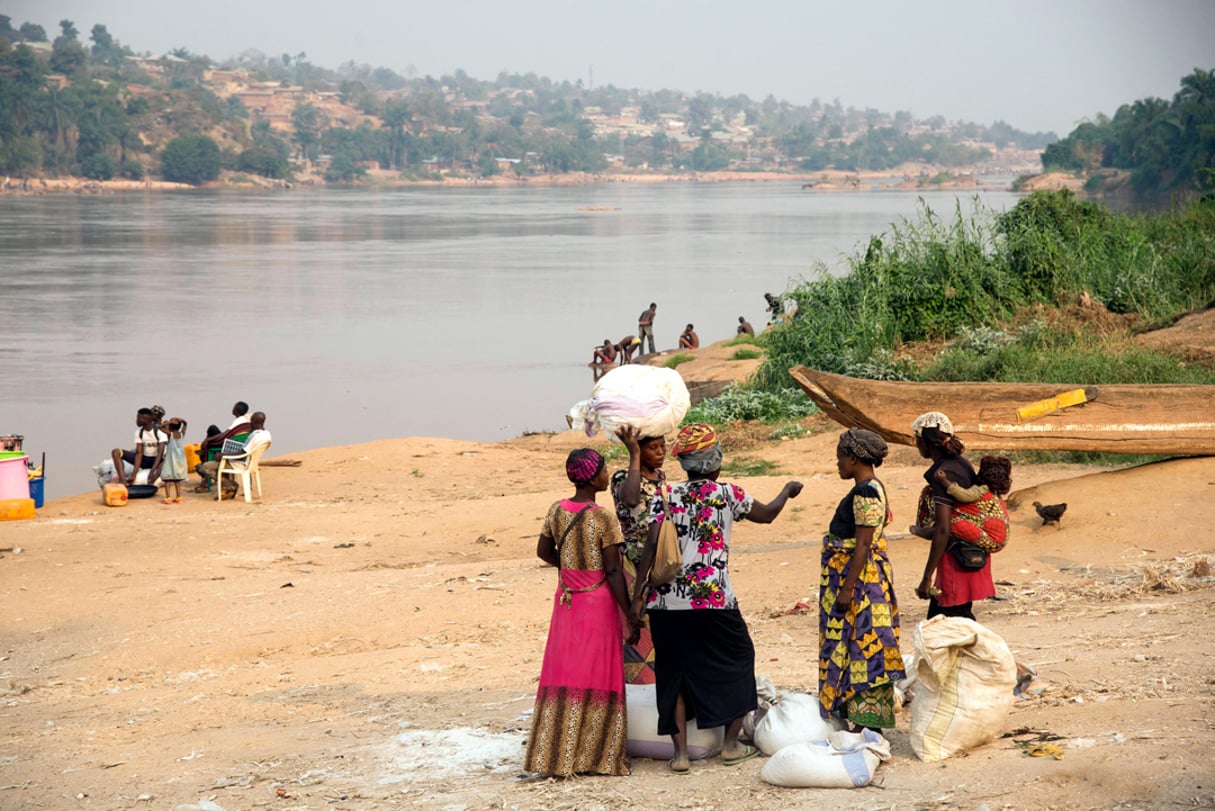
left=1, top=166, right=1028, bottom=196
left=2, top=339, right=1212, bottom=809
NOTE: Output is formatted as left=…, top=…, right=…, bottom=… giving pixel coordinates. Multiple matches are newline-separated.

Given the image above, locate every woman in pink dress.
left=525, top=448, right=640, bottom=777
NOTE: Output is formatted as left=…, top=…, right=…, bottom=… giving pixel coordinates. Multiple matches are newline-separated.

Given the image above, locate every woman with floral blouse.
left=629, top=423, right=803, bottom=774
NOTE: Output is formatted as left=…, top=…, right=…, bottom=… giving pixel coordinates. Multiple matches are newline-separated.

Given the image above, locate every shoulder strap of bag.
left=555, top=504, right=606, bottom=608
left=556, top=503, right=592, bottom=554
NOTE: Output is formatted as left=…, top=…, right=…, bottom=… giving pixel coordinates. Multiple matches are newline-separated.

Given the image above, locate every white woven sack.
left=625, top=683, right=723, bottom=760
left=753, top=692, right=837, bottom=756
left=760, top=728, right=890, bottom=788
left=909, top=616, right=1017, bottom=762
left=567, top=365, right=691, bottom=441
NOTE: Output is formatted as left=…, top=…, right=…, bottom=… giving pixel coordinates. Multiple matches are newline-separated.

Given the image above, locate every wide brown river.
left=0, top=182, right=1022, bottom=497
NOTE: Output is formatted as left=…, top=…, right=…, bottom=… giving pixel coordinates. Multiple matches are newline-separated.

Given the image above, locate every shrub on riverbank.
left=755, top=191, right=1215, bottom=392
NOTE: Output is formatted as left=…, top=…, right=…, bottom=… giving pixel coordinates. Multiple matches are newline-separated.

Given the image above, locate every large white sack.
left=567, top=365, right=691, bottom=441
left=625, top=683, right=723, bottom=760
left=909, top=616, right=1017, bottom=762
left=760, top=728, right=890, bottom=788
left=753, top=692, right=837, bottom=756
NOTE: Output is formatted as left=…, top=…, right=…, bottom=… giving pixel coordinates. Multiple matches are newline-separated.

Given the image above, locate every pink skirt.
left=526, top=569, right=628, bottom=776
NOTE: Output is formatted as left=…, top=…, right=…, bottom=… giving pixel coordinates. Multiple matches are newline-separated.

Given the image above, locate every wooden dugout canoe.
left=789, top=366, right=1215, bottom=455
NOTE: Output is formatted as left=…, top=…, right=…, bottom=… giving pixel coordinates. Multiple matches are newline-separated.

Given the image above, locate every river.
left=0, top=181, right=1023, bottom=497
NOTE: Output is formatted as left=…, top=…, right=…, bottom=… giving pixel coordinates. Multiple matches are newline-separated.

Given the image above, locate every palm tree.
left=381, top=101, right=411, bottom=170
left=40, top=85, right=77, bottom=167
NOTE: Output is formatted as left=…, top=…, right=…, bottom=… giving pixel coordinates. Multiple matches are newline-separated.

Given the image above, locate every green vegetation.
left=721, top=456, right=782, bottom=477
left=729, top=348, right=763, bottom=361
left=685, top=384, right=819, bottom=424
left=160, top=134, right=221, bottom=184
left=1042, top=68, right=1215, bottom=194
left=724, top=334, right=762, bottom=347
left=663, top=353, right=695, bottom=369
left=752, top=191, right=1215, bottom=394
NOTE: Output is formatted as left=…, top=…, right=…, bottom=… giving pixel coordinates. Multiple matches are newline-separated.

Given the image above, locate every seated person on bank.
left=737, top=316, right=755, bottom=335
left=199, top=400, right=252, bottom=460
left=591, top=339, right=617, bottom=365
left=679, top=323, right=699, bottom=350
left=196, top=411, right=271, bottom=494
left=110, top=407, right=167, bottom=485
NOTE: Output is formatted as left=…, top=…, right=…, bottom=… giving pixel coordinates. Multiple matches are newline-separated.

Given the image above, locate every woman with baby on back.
left=908, top=411, right=996, bottom=621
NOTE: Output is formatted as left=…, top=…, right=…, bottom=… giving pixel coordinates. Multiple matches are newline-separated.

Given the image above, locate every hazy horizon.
left=6, top=0, right=1215, bottom=136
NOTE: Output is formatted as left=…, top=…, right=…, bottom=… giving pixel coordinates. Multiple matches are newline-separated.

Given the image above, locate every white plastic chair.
left=216, top=441, right=271, bottom=502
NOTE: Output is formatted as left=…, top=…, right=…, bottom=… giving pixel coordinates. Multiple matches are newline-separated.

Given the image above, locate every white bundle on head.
left=567, top=365, right=691, bottom=441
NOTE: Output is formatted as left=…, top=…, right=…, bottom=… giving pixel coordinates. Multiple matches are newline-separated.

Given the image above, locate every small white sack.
left=753, top=692, right=837, bottom=756
left=625, top=683, right=723, bottom=760
left=909, top=616, right=1017, bottom=762
left=760, top=728, right=890, bottom=788
left=567, top=365, right=691, bottom=441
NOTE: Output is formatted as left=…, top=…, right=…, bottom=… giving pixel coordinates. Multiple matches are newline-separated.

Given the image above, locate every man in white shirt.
left=199, top=412, right=272, bottom=497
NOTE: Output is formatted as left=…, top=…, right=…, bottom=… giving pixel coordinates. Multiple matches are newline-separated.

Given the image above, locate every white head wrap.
left=912, top=411, right=954, bottom=437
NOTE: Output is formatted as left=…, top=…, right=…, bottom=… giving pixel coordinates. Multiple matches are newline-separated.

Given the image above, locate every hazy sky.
left=8, top=0, right=1215, bottom=135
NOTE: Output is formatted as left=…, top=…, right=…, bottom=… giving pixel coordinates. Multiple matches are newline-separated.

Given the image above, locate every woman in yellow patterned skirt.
left=818, top=429, right=906, bottom=732
left=525, top=448, right=640, bottom=777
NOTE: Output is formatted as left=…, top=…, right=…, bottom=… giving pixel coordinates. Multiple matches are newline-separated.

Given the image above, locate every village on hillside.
left=2, top=20, right=1049, bottom=188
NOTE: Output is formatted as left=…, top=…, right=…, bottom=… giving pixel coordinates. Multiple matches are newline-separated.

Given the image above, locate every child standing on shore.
left=161, top=418, right=189, bottom=504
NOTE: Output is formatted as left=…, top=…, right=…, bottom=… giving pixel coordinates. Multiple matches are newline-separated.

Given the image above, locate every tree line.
left=1041, top=68, right=1215, bottom=193
left=0, top=15, right=1056, bottom=185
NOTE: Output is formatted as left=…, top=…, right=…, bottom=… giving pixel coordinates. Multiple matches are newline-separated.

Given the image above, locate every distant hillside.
left=0, top=15, right=1054, bottom=186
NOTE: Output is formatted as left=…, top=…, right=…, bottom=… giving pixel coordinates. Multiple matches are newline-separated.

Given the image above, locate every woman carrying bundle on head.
left=610, top=425, right=667, bottom=685
left=818, top=428, right=906, bottom=733
left=525, top=448, right=640, bottom=778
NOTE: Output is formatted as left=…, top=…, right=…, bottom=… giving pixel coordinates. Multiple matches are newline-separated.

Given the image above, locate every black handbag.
left=948, top=540, right=988, bottom=571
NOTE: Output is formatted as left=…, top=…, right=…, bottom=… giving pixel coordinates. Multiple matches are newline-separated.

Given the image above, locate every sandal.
left=161, top=497, right=173, bottom=504
left=173, top=497, right=182, bottom=503
left=722, top=744, right=760, bottom=766
left=667, top=758, right=690, bottom=775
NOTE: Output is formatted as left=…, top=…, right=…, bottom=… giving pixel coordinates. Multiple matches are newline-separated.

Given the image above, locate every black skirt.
left=648, top=609, right=757, bottom=735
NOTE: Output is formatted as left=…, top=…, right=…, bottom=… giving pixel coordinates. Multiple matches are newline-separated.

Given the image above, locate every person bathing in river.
left=678, top=324, right=699, bottom=350
left=592, top=339, right=618, bottom=366
left=617, top=335, right=640, bottom=365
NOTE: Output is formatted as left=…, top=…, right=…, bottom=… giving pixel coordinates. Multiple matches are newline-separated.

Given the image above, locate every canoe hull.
left=789, top=366, right=1215, bottom=456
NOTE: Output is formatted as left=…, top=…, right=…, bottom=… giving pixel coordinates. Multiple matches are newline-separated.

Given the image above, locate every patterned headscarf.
left=838, top=428, right=889, bottom=467
left=672, top=423, right=718, bottom=455
left=912, top=411, right=953, bottom=438
left=672, top=423, right=722, bottom=475
left=149, top=405, right=166, bottom=422
left=566, top=448, right=605, bottom=486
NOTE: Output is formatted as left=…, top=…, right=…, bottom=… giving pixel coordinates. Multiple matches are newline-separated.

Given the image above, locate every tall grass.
left=757, top=191, right=1215, bottom=391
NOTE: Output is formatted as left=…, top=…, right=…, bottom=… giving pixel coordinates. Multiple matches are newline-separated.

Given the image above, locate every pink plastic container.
left=0, top=455, right=30, bottom=500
